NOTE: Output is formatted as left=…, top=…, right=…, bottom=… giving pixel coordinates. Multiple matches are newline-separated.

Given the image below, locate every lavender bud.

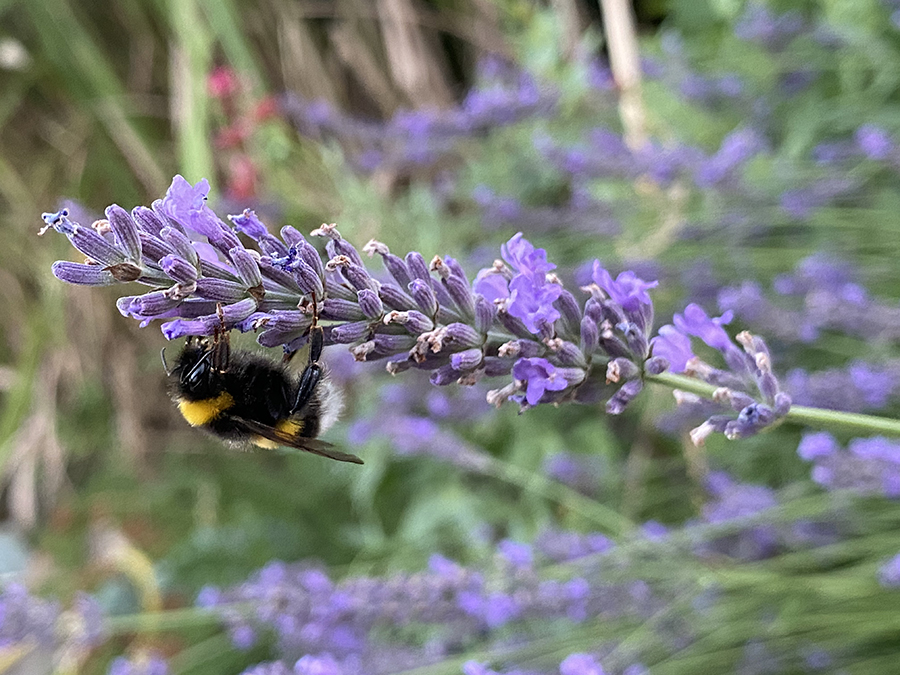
left=357, top=289, right=384, bottom=319
left=329, top=321, right=371, bottom=344
left=160, top=226, right=199, bottom=268
left=52, top=261, right=115, bottom=286
left=498, top=340, right=544, bottom=358
left=474, top=295, right=496, bottom=334
left=441, top=323, right=484, bottom=349
left=450, top=348, right=484, bottom=372
left=280, top=225, right=305, bottom=247
left=327, top=256, right=375, bottom=292
left=607, top=357, right=639, bottom=383
left=553, top=340, right=588, bottom=368
left=618, top=321, right=649, bottom=359
left=757, top=371, right=779, bottom=404
left=584, top=297, right=605, bottom=324
left=498, top=308, right=537, bottom=339
left=713, top=387, right=756, bottom=412
left=297, top=241, right=325, bottom=280
left=483, top=356, right=515, bottom=376
left=405, top=251, right=431, bottom=281
left=352, top=341, right=377, bottom=361
left=218, top=298, right=257, bottom=325
left=119, top=291, right=180, bottom=318
left=194, top=278, right=250, bottom=303
left=322, top=298, right=365, bottom=321
left=229, top=247, right=263, bottom=288
left=138, top=231, right=174, bottom=262
left=409, top=279, right=438, bottom=317
left=229, top=210, right=288, bottom=257
left=606, top=379, right=643, bottom=415
left=554, top=289, right=582, bottom=337
left=442, top=255, right=468, bottom=281
left=443, top=274, right=475, bottom=320
left=581, top=316, right=599, bottom=354
left=70, top=224, right=126, bottom=266
left=774, top=392, right=792, bottom=416
left=313, top=223, right=364, bottom=266
left=487, top=381, right=522, bottom=408
left=364, top=239, right=411, bottom=287
left=258, top=259, right=303, bottom=293
left=378, top=283, right=414, bottom=310
left=644, top=356, right=668, bottom=375
left=132, top=205, right=165, bottom=236
left=105, top=204, right=142, bottom=262
left=690, top=416, right=731, bottom=446
left=383, top=310, right=434, bottom=334
left=371, top=333, right=415, bottom=356
left=431, top=364, right=461, bottom=386
left=325, top=277, right=357, bottom=301
left=291, top=258, right=325, bottom=297
left=160, top=254, right=199, bottom=285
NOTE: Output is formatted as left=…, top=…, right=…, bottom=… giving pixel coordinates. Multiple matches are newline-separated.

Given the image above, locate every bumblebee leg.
left=211, top=303, right=231, bottom=373
left=291, top=293, right=324, bottom=414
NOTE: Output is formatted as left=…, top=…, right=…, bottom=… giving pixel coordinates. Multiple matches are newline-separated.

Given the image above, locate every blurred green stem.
left=477, top=453, right=633, bottom=536
left=646, top=372, right=900, bottom=437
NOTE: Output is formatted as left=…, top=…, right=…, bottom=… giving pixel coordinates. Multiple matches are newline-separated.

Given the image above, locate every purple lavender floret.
left=107, top=653, right=169, bottom=675
left=879, top=552, right=900, bottom=587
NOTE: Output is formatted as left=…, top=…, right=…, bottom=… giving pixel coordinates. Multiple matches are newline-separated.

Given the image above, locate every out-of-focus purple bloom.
left=879, top=552, right=900, bottom=587
left=559, top=653, right=605, bottom=675
left=797, top=432, right=838, bottom=461
left=735, top=3, right=805, bottom=50
left=695, top=128, right=765, bottom=187
left=107, top=653, right=168, bottom=675
left=855, top=124, right=894, bottom=160
left=0, top=583, right=60, bottom=648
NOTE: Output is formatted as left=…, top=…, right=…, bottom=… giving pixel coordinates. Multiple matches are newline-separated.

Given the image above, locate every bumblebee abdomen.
left=177, top=391, right=236, bottom=426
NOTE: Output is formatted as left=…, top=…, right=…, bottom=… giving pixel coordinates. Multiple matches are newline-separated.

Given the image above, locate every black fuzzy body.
left=170, top=344, right=322, bottom=443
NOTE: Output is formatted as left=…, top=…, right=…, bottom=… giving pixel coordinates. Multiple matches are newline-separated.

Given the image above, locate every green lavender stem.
left=646, top=372, right=900, bottom=437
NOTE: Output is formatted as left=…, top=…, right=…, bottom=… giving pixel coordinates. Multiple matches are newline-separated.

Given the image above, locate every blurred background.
left=5, top=0, right=900, bottom=673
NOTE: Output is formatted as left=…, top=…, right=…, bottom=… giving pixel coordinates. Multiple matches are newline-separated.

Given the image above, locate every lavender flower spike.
left=46, top=177, right=672, bottom=416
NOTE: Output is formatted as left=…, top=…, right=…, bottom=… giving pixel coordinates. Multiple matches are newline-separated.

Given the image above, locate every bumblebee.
left=164, top=306, right=362, bottom=464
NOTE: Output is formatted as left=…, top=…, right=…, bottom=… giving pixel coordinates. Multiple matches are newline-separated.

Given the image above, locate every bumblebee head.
left=170, top=337, right=220, bottom=401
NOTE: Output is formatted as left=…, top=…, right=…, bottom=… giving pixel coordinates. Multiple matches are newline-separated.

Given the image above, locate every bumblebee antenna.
left=160, top=347, right=170, bottom=376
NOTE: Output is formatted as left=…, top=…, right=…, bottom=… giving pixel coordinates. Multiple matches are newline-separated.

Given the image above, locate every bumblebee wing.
left=232, top=416, right=364, bottom=464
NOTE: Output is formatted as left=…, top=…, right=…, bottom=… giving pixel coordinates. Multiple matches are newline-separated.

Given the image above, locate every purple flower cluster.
left=536, top=125, right=765, bottom=194
left=651, top=304, right=792, bottom=444
left=718, top=254, right=900, bottom=345
left=44, top=176, right=666, bottom=415
left=280, top=61, right=555, bottom=176
left=196, top=540, right=660, bottom=674
left=797, top=432, right=900, bottom=498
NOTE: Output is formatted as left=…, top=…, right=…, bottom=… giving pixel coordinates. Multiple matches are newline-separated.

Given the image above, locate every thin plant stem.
left=646, top=372, right=900, bottom=437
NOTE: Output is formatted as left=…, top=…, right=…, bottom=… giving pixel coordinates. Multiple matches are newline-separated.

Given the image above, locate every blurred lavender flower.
left=280, top=61, right=556, bottom=177
left=698, top=472, right=780, bottom=561
left=797, top=432, right=900, bottom=497
left=198, top=547, right=663, bottom=673
left=734, top=3, right=805, bottom=50
left=107, top=653, right=169, bottom=675
left=0, top=583, right=60, bottom=648
left=651, top=304, right=791, bottom=444
left=879, top=552, right=900, bottom=587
